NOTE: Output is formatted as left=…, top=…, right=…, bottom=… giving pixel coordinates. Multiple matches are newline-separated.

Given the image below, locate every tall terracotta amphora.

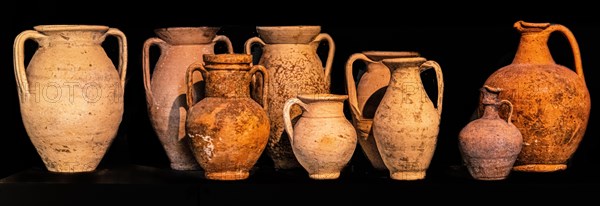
left=283, top=94, right=357, bottom=180
left=13, top=25, right=127, bottom=173
left=459, top=86, right=523, bottom=180
left=185, top=54, right=270, bottom=180
left=143, top=27, right=233, bottom=170
left=373, top=57, right=444, bottom=180
left=244, top=25, right=335, bottom=169
left=484, top=21, right=591, bottom=172
left=345, top=51, right=420, bottom=171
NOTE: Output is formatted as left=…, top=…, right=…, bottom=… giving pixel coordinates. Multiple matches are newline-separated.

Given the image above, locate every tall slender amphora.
left=484, top=21, right=591, bottom=172
left=345, top=51, right=420, bottom=171
left=373, top=57, right=444, bottom=180
left=245, top=25, right=335, bottom=169
left=13, top=25, right=127, bottom=173
left=185, top=54, right=270, bottom=180
left=143, top=27, right=233, bottom=170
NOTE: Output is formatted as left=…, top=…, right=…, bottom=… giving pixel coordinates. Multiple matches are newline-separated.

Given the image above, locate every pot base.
left=390, top=171, right=426, bottom=180
left=205, top=171, right=250, bottom=181
left=512, top=164, right=567, bottom=172
left=309, top=172, right=340, bottom=180
left=474, top=176, right=508, bottom=181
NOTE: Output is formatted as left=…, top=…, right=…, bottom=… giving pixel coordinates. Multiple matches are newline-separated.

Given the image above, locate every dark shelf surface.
left=1, top=164, right=598, bottom=205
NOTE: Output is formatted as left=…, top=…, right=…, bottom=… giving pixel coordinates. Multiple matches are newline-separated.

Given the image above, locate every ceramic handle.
left=499, top=100, right=513, bottom=124
left=283, top=97, right=308, bottom=143
left=186, top=61, right=208, bottom=108
left=244, top=37, right=266, bottom=56
left=105, top=28, right=128, bottom=91
left=548, top=24, right=585, bottom=82
left=213, top=35, right=234, bottom=54
left=420, top=60, right=444, bottom=117
left=142, top=37, right=167, bottom=105
left=244, top=37, right=267, bottom=105
left=312, top=33, right=335, bottom=81
left=345, top=53, right=375, bottom=121
left=13, top=30, right=46, bottom=99
left=248, top=65, right=269, bottom=111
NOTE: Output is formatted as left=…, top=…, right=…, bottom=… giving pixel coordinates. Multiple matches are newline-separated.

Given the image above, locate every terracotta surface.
left=13, top=25, right=127, bottom=173
left=244, top=25, right=335, bottom=169
left=283, top=94, right=357, bottom=180
left=373, top=57, right=444, bottom=180
left=185, top=54, right=270, bottom=181
left=459, top=86, right=523, bottom=180
left=484, top=21, right=591, bottom=172
left=143, top=27, right=233, bottom=170
left=345, top=51, right=420, bottom=171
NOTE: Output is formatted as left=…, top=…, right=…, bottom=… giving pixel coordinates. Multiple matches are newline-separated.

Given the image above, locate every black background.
left=0, top=1, right=598, bottom=204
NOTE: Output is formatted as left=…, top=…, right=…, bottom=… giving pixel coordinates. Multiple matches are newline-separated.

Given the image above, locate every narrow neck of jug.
left=481, top=104, right=500, bottom=120
left=480, top=86, right=502, bottom=119
left=297, top=94, right=347, bottom=118
left=387, top=64, right=424, bottom=91
left=204, top=69, right=251, bottom=98
left=511, top=22, right=556, bottom=65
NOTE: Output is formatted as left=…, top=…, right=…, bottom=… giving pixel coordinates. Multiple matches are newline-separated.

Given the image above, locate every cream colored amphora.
left=245, top=25, right=335, bottom=170
left=345, top=51, right=420, bottom=171
left=283, top=94, right=356, bottom=180
left=372, top=57, right=443, bottom=180
left=13, top=25, right=127, bottom=173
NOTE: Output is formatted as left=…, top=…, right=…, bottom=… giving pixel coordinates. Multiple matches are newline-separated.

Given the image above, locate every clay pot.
left=244, top=25, right=335, bottom=170
left=143, top=27, right=233, bottom=170
left=345, top=51, right=420, bottom=171
left=484, top=21, right=591, bottom=172
left=13, top=25, right=127, bottom=173
left=185, top=54, right=270, bottom=180
left=373, top=57, right=444, bottom=180
left=283, top=94, right=357, bottom=180
left=459, top=86, right=523, bottom=180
